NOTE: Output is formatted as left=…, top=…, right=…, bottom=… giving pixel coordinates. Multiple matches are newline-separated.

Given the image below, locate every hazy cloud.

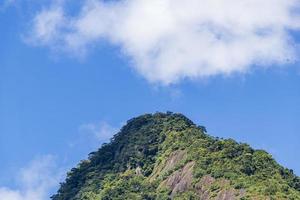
left=27, top=0, right=300, bottom=84
left=0, top=155, right=64, bottom=200
left=79, top=121, right=119, bottom=143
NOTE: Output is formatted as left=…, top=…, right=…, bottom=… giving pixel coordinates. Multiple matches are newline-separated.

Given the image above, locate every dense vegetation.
left=52, top=112, right=300, bottom=200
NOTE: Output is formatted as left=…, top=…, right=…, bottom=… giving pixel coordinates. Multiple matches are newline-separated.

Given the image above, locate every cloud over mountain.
left=28, top=0, right=300, bottom=84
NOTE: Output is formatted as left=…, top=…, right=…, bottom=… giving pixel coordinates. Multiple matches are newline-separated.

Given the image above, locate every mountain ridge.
left=52, top=112, right=300, bottom=200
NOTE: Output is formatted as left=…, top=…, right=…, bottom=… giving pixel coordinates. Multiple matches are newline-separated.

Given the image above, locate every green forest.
left=52, top=112, right=300, bottom=200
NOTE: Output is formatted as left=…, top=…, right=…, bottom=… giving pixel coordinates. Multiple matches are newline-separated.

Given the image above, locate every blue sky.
left=0, top=0, right=300, bottom=199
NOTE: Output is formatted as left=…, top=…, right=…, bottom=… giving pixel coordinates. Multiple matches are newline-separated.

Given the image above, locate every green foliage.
left=51, top=112, right=300, bottom=200
left=99, top=170, right=157, bottom=200
left=173, top=191, right=200, bottom=200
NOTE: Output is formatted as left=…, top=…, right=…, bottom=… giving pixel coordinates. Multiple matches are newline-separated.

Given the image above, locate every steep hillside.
left=52, top=112, right=300, bottom=200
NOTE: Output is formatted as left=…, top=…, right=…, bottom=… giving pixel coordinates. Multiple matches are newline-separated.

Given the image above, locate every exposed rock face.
left=216, top=189, right=237, bottom=200
left=135, top=166, right=142, bottom=176
left=195, top=175, right=245, bottom=200
left=157, top=151, right=245, bottom=199
left=162, top=161, right=195, bottom=198
left=161, top=150, right=187, bottom=175
left=160, top=162, right=245, bottom=199
left=195, top=175, right=215, bottom=200
left=150, top=150, right=187, bottom=180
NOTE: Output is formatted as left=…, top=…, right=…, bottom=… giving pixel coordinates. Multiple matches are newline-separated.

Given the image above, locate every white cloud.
left=79, top=121, right=119, bottom=142
left=0, top=155, right=64, bottom=200
left=26, top=5, right=65, bottom=46
left=28, top=0, right=300, bottom=84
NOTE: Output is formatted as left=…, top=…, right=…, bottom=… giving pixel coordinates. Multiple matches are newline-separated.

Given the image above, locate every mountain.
left=52, top=112, right=300, bottom=200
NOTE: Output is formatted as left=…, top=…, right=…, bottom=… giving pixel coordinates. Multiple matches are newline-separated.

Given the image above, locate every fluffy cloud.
left=28, top=0, right=300, bottom=84
left=31, top=7, right=65, bottom=45
left=0, top=155, right=64, bottom=200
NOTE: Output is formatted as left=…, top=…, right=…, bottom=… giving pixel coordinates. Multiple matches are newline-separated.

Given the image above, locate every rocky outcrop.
left=135, top=166, right=142, bottom=176
left=150, top=150, right=187, bottom=180
left=161, top=167, right=245, bottom=200
left=161, top=161, right=195, bottom=198
left=195, top=175, right=215, bottom=200
left=195, top=175, right=245, bottom=200
left=216, top=189, right=236, bottom=200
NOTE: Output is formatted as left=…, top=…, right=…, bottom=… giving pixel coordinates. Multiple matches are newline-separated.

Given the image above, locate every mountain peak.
left=52, top=112, right=300, bottom=200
